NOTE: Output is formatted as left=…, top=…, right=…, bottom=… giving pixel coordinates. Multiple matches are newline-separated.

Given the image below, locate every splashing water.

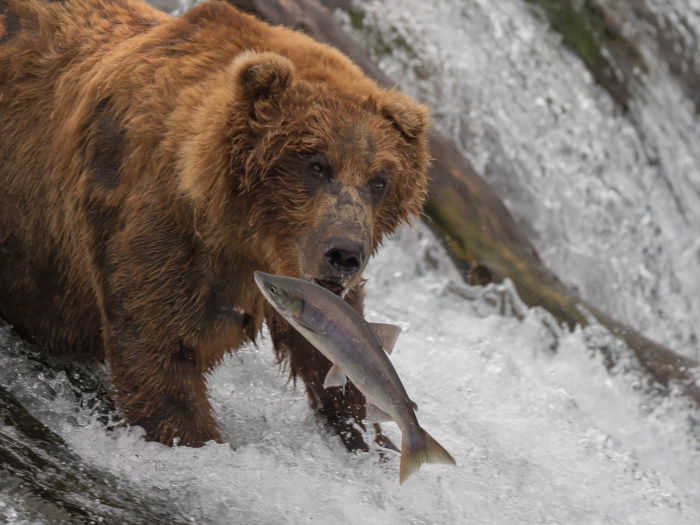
left=1, top=0, right=700, bottom=522
left=2, top=223, right=699, bottom=523
left=336, top=0, right=700, bottom=361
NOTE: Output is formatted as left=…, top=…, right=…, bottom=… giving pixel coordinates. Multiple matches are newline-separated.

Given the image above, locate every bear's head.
left=178, top=51, right=430, bottom=295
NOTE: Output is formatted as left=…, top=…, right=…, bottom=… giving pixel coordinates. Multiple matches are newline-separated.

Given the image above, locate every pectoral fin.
left=366, top=401, right=393, bottom=423
left=370, top=322, right=402, bottom=354
left=323, top=364, right=347, bottom=389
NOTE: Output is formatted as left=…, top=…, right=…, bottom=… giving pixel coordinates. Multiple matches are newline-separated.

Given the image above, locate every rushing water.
left=2, top=223, right=699, bottom=523
left=1, top=0, right=700, bottom=523
left=336, top=0, right=700, bottom=361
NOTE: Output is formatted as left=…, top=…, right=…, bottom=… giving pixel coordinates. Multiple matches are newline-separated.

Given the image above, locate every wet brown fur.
left=0, top=0, right=430, bottom=447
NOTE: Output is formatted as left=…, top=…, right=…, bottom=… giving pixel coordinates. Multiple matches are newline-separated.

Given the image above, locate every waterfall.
left=1, top=1, right=698, bottom=522
left=335, top=0, right=700, bottom=362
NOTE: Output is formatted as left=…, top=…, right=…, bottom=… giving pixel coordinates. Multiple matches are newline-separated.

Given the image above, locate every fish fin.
left=366, top=401, right=393, bottom=423
left=410, top=399, right=418, bottom=411
left=399, top=429, right=456, bottom=484
left=322, top=364, right=347, bottom=389
left=369, top=322, right=402, bottom=354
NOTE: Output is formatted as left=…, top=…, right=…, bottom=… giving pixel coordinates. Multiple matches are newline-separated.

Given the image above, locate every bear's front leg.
left=98, top=217, right=224, bottom=447
left=104, top=321, right=222, bottom=446
left=266, top=285, right=395, bottom=452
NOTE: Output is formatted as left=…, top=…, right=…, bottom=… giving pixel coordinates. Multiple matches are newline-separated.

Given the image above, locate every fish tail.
left=399, top=428, right=456, bottom=484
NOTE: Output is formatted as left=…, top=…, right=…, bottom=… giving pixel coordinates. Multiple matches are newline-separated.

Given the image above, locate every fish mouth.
left=312, top=279, right=345, bottom=296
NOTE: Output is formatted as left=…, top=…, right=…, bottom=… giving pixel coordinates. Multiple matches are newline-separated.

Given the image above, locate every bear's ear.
left=381, top=91, right=430, bottom=140
left=230, top=51, right=295, bottom=102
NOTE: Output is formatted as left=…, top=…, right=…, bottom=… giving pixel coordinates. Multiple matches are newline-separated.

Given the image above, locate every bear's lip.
left=313, top=279, right=345, bottom=296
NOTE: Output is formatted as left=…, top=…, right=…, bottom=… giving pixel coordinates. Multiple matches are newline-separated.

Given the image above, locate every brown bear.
left=0, top=0, right=429, bottom=450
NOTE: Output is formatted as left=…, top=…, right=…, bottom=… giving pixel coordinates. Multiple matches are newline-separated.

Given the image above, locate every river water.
left=338, top=0, right=700, bottom=362
left=1, top=0, right=699, bottom=523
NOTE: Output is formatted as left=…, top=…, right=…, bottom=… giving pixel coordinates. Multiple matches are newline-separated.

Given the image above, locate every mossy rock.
left=524, top=0, right=646, bottom=110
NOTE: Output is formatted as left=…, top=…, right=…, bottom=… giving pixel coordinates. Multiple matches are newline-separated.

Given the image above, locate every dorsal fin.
left=370, top=322, right=402, bottom=354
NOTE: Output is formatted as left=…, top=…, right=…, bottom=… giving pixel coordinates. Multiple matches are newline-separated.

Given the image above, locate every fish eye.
left=268, top=284, right=279, bottom=294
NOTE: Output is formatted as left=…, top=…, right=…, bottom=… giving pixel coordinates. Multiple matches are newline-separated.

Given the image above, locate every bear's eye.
left=308, top=161, right=329, bottom=180
left=369, top=176, right=388, bottom=198
left=300, top=154, right=332, bottom=192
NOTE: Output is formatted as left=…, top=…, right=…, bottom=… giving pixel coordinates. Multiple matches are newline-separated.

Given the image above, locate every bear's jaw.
left=313, top=278, right=345, bottom=297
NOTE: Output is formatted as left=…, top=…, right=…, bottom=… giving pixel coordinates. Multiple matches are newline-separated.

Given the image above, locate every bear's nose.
left=323, top=237, right=364, bottom=276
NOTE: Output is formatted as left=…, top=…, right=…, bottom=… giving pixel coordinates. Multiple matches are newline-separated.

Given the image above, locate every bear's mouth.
left=314, top=279, right=345, bottom=296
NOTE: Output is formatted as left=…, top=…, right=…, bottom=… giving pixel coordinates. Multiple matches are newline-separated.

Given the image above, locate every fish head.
left=253, top=271, right=305, bottom=318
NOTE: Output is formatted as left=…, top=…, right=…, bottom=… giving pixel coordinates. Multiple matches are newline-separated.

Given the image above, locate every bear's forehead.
left=324, top=121, right=398, bottom=182
left=332, top=122, right=377, bottom=159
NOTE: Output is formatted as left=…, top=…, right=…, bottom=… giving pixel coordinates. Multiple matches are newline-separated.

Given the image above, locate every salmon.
left=254, top=271, right=455, bottom=483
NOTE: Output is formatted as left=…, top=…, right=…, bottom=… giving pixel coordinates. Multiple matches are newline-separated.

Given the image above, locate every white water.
left=2, top=224, right=699, bottom=523
left=2, top=0, right=700, bottom=523
left=337, top=0, right=700, bottom=361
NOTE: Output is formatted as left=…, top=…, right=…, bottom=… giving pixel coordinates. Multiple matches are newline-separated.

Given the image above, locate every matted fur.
left=0, top=0, right=430, bottom=447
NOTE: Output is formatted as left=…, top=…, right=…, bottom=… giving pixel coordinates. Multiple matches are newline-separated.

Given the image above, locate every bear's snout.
left=323, top=237, right=365, bottom=277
